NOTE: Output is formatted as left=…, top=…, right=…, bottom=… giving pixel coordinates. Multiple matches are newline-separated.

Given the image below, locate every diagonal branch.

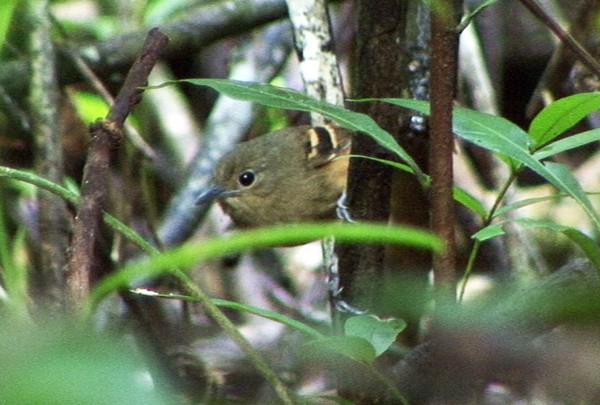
left=66, top=28, right=169, bottom=313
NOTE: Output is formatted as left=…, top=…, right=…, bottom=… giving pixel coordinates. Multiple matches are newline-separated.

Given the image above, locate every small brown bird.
left=196, top=125, right=352, bottom=228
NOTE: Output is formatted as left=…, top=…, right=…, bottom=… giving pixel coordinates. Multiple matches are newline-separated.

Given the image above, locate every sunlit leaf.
left=533, top=128, right=600, bottom=160
left=529, top=92, right=600, bottom=149
left=71, top=91, right=110, bottom=122
left=0, top=0, right=18, bottom=55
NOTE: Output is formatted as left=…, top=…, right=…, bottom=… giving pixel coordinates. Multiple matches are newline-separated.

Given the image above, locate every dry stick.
left=520, top=0, right=600, bottom=79
left=66, top=28, right=169, bottom=313
left=429, top=1, right=461, bottom=307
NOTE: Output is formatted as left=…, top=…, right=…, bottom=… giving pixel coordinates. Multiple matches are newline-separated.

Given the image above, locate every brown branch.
left=66, top=28, right=169, bottom=313
left=429, top=0, right=462, bottom=308
left=519, top=0, right=600, bottom=80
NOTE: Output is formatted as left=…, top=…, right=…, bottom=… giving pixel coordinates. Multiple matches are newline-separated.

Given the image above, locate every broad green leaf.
left=376, top=98, right=531, bottom=156
left=529, top=93, right=600, bottom=149
left=169, top=79, right=425, bottom=181
left=344, top=315, right=406, bottom=356
left=376, top=98, right=600, bottom=231
left=473, top=218, right=600, bottom=272
left=301, top=336, right=377, bottom=364
left=533, top=128, right=600, bottom=160
left=133, top=290, right=324, bottom=338
left=90, top=222, right=442, bottom=303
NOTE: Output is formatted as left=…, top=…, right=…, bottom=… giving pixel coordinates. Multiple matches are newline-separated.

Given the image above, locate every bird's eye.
left=238, top=170, right=256, bottom=187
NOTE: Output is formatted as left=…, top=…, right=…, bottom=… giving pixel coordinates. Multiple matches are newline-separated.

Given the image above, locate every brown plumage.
left=197, top=125, right=352, bottom=228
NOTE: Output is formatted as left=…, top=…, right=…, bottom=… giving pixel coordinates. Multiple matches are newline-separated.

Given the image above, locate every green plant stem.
left=0, top=166, right=158, bottom=255
left=458, top=237, right=482, bottom=301
left=459, top=168, right=521, bottom=301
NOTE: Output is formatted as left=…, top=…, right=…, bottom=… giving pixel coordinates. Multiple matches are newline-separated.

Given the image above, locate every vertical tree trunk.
left=335, top=0, right=433, bottom=402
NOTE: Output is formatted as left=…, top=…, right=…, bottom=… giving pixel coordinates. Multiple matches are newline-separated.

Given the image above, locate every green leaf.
left=473, top=218, right=600, bottom=272
left=453, top=186, right=488, bottom=219
left=459, top=0, right=501, bottom=31
left=529, top=93, right=600, bottom=149
left=544, top=160, right=596, bottom=224
left=133, top=290, right=324, bottom=338
left=533, top=128, right=600, bottom=160
left=301, top=336, right=377, bottom=364
left=376, top=98, right=531, bottom=157
left=492, top=194, right=567, bottom=218
left=0, top=0, right=18, bottom=54
left=472, top=222, right=505, bottom=241
left=344, top=315, right=406, bottom=357
left=375, top=98, right=600, bottom=232
left=165, top=79, right=425, bottom=182
left=71, top=91, right=110, bottom=122
left=89, top=222, right=442, bottom=304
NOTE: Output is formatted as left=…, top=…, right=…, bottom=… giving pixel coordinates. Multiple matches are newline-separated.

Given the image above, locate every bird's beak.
left=195, top=185, right=227, bottom=206
left=195, top=185, right=239, bottom=206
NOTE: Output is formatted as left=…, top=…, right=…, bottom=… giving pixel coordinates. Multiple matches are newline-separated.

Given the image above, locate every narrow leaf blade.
left=533, top=128, right=600, bottom=160
left=529, top=93, right=600, bottom=148
left=376, top=98, right=600, bottom=232
left=175, top=79, right=425, bottom=180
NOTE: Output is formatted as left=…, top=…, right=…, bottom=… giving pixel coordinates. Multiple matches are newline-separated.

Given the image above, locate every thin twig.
left=520, top=0, right=600, bottom=79
left=66, top=28, right=169, bottom=313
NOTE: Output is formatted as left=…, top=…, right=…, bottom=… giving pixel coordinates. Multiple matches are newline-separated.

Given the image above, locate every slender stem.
left=519, top=0, right=600, bottom=79
left=486, top=169, right=521, bottom=223
left=172, top=272, right=297, bottom=405
left=429, top=0, right=462, bottom=306
left=459, top=168, right=521, bottom=301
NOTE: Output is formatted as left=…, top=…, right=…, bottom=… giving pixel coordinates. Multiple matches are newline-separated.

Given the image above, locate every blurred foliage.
left=0, top=319, right=177, bottom=404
